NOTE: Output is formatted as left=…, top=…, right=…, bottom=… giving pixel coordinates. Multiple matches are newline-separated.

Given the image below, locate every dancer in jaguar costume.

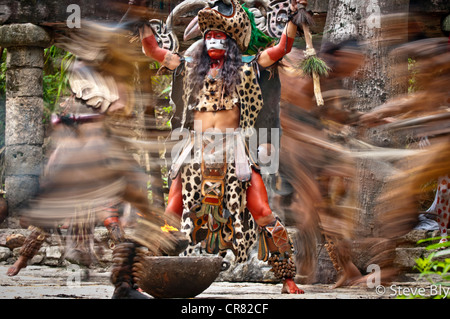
left=141, top=0, right=307, bottom=293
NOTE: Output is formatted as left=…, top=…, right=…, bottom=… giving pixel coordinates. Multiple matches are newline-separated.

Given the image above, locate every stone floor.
left=0, top=264, right=445, bottom=318
left=0, top=264, right=436, bottom=300
left=0, top=226, right=446, bottom=318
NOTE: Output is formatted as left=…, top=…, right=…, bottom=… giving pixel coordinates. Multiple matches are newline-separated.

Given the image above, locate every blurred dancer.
left=6, top=22, right=177, bottom=298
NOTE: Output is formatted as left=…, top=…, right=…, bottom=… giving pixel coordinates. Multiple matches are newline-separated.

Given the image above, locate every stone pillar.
left=0, top=24, right=51, bottom=227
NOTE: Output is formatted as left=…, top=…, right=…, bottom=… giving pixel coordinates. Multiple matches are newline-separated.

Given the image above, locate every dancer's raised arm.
left=257, top=1, right=299, bottom=68
left=140, top=24, right=181, bottom=70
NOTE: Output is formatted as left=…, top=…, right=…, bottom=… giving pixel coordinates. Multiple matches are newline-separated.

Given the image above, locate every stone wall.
left=0, top=24, right=52, bottom=225
left=0, top=227, right=113, bottom=271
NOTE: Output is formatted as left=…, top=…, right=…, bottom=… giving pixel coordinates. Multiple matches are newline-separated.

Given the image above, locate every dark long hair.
left=189, top=36, right=242, bottom=99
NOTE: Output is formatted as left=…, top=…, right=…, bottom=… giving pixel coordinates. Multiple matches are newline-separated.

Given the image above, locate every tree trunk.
left=322, top=0, right=409, bottom=240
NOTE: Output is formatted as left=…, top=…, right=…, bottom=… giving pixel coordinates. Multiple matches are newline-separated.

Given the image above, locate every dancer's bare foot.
left=281, top=278, right=305, bottom=294
left=334, top=265, right=400, bottom=289
left=7, top=256, right=28, bottom=276
left=333, top=262, right=363, bottom=288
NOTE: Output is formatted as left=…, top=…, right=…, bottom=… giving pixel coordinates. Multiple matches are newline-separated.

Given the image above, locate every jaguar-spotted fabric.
left=180, top=162, right=258, bottom=263
left=194, top=76, right=240, bottom=112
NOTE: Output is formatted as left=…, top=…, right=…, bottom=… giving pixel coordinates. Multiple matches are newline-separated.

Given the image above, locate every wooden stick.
left=301, top=22, right=324, bottom=106
left=312, top=72, right=324, bottom=106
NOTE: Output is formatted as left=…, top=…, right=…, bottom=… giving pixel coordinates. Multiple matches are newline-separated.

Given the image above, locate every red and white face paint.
left=205, top=30, right=227, bottom=61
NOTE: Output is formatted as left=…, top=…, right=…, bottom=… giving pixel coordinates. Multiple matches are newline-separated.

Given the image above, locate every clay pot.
left=137, top=256, right=230, bottom=298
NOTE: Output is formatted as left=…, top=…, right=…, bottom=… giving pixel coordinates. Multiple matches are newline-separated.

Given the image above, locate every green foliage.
left=42, top=46, right=74, bottom=123
left=149, top=61, right=172, bottom=98
left=299, top=55, right=331, bottom=77
left=151, top=74, right=172, bottom=100
left=405, top=238, right=450, bottom=299
left=0, top=46, right=73, bottom=124
left=149, top=61, right=173, bottom=128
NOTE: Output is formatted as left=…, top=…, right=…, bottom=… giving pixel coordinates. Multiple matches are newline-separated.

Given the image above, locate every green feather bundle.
left=299, top=55, right=331, bottom=77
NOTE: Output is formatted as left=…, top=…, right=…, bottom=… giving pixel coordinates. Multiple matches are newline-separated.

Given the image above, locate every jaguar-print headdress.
left=197, top=0, right=252, bottom=52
